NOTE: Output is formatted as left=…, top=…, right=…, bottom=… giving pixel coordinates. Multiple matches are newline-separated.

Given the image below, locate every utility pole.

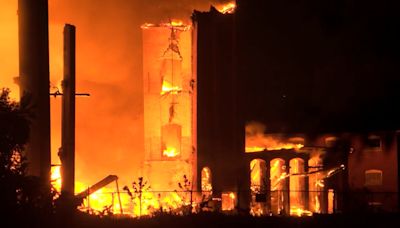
left=50, top=24, right=89, bottom=210
left=60, top=24, right=76, bottom=199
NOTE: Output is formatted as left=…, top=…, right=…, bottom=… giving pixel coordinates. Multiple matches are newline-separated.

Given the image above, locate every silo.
left=18, top=0, right=51, bottom=181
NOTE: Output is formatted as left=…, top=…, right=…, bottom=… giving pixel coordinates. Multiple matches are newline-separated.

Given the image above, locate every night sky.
left=238, top=0, right=400, bottom=133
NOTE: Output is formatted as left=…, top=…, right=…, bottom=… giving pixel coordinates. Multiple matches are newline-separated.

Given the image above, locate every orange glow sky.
left=0, top=0, right=228, bottom=187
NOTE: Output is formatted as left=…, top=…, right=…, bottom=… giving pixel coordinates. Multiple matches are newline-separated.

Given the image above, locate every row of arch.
left=250, top=158, right=307, bottom=215
left=199, top=157, right=310, bottom=215
left=199, top=156, right=327, bottom=215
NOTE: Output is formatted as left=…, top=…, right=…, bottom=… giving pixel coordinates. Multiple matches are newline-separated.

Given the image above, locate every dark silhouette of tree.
left=0, top=88, right=53, bottom=218
left=176, top=174, right=193, bottom=215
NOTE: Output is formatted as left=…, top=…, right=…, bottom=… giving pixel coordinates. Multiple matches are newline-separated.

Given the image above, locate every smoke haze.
left=1, top=0, right=231, bottom=186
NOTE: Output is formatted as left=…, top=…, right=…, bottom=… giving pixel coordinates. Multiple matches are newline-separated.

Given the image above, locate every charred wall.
left=311, top=132, right=398, bottom=212
left=193, top=8, right=247, bottom=208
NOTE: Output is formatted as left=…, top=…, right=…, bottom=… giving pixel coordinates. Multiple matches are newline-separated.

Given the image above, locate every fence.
left=76, top=189, right=399, bottom=216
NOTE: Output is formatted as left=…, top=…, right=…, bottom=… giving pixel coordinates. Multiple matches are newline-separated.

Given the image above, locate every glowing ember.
left=216, top=2, right=236, bottom=14
left=290, top=207, right=313, bottom=217
left=221, top=192, right=236, bottom=211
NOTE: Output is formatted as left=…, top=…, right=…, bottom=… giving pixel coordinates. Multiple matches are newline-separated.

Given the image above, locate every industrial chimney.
left=18, top=0, right=51, bottom=182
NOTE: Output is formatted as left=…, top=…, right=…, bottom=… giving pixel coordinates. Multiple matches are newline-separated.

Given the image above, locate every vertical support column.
left=284, top=160, right=290, bottom=214
left=237, top=159, right=250, bottom=212
left=61, top=24, right=76, bottom=197
left=18, top=0, right=51, bottom=182
left=304, top=159, right=309, bottom=211
left=265, top=159, right=271, bottom=213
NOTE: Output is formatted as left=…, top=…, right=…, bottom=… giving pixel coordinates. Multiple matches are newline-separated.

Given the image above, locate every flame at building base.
left=51, top=166, right=193, bottom=217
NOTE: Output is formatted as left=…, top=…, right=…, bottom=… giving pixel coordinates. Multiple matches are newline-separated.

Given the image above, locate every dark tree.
left=0, top=88, right=29, bottom=213
left=0, top=88, right=53, bottom=218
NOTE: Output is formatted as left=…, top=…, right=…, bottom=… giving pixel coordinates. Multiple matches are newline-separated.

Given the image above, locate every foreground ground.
left=5, top=212, right=400, bottom=228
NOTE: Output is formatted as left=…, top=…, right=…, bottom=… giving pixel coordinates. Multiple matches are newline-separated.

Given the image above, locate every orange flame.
left=50, top=167, right=190, bottom=217
left=290, top=207, right=313, bottom=217
left=216, top=2, right=236, bottom=14
left=163, top=146, right=179, bottom=157
left=51, top=166, right=62, bottom=193
left=141, top=20, right=191, bottom=31
left=245, top=122, right=304, bottom=153
left=161, top=81, right=182, bottom=95
left=170, top=19, right=184, bottom=27
left=245, top=143, right=304, bottom=153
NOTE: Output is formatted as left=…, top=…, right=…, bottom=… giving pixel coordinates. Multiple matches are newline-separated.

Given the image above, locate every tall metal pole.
left=18, top=0, right=51, bottom=182
left=61, top=24, right=76, bottom=198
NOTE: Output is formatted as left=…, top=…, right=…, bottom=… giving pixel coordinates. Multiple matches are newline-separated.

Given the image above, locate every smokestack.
left=61, top=24, right=76, bottom=197
left=18, top=0, right=51, bottom=181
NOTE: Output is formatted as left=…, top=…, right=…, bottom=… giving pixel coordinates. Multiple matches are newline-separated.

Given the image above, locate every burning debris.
left=245, top=121, right=304, bottom=152
left=50, top=167, right=196, bottom=217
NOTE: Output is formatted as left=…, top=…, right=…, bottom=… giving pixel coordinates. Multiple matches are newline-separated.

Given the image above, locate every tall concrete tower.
left=18, top=0, right=51, bottom=181
left=142, top=22, right=197, bottom=192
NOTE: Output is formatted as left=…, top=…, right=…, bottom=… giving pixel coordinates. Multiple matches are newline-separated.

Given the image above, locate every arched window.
left=221, top=192, right=236, bottom=211
left=201, top=167, right=212, bottom=192
left=270, top=158, right=286, bottom=215
left=289, top=158, right=306, bottom=215
left=159, top=37, right=183, bottom=95
left=366, top=135, right=381, bottom=150
left=308, top=155, right=324, bottom=213
left=250, top=159, right=267, bottom=215
left=161, top=123, right=181, bottom=158
left=365, top=169, right=383, bottom=186
left=250, top=159, right=267, bottom=193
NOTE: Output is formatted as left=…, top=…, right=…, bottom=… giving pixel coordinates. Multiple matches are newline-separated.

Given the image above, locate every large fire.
left=245, top=122, right=305, bottom=153
left=216, top=2, right=236, bottom=14
left=245, top=143, right=304, bottom=153
left=50, top=166, right=192, bottom=217
left=1, top=0, right=348, bottom=218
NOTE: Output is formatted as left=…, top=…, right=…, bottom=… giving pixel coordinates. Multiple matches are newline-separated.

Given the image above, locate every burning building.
left=192, top=4, right=248, bottom=211
left=142, top=21, right=196, bottom=192
left=65, top=0, right=399, bottom=216
left=138, top=2, right=248, bottom=212
left=13, top=0, right=398, bottom=216
left=189, top=0, right=400, bottom=215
